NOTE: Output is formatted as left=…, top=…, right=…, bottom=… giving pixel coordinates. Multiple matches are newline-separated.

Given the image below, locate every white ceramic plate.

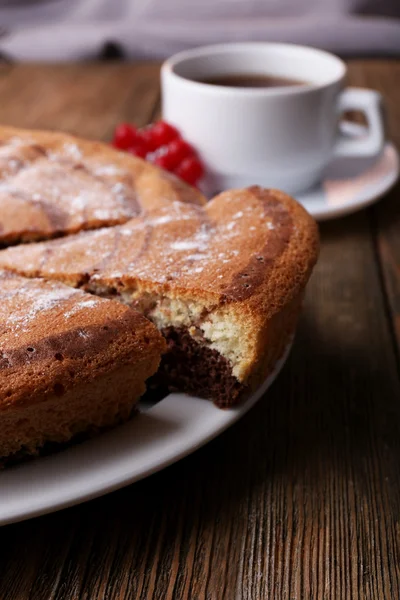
left=297, top=122, right=399, bottom=221
left=0, top=343, right=292, bottom=526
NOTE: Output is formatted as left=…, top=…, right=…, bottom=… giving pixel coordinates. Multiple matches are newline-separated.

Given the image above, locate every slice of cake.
left=0, top=271, right=165, bottom=459
left=0, top=186, right=319, bottom=407
left=0, top=125, right=205, bottom=245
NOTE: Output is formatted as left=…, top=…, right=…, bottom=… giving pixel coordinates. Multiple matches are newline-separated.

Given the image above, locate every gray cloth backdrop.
left=0, top=0, right=399, bottom=60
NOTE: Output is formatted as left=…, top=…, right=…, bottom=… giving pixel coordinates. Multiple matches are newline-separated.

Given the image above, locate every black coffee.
left=198, top=73, right=307, bottom=88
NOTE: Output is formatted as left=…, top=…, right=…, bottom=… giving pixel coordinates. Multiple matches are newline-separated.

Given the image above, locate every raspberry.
left=175, top=157, right=204, bottom=185
left=113, top=123, right=137, bottom=150
left=150, top=120, right=179, bottom=147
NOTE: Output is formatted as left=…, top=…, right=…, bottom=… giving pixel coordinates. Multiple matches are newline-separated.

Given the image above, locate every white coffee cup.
left=161, top=43, right=385, bottom=195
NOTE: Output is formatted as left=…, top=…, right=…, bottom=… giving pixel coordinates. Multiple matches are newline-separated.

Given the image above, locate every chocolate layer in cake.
left=155, top=327, right=246, bottom=408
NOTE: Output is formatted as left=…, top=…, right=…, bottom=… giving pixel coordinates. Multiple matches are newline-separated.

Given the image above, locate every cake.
left=0, top=270, right=165, bottom=458
left=0, top=125, right=204, bottom=245
left=0, top=185, right=319, bottom=407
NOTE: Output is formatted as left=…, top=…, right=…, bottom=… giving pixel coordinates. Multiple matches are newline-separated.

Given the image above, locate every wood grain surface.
left=0, top=60, right=399, bottom=600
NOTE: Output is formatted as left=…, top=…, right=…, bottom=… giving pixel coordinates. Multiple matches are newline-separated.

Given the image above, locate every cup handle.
left=334, top=87, right=385, bottom=157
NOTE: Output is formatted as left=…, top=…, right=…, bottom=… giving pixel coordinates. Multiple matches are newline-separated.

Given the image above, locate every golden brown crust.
left=0, top=363, right=155, bottom=459
left=0, top=125, right=205, bottom=244
left=0, top=126, right=320, bottom=412
left=0, top=185, right=319, bottom=314
left=0, top=271, right=166, bottom=411
left=245, top=291, right=304, bottom=392
left=0, top=186, right=318, bottom=400
left=0, top=124, right=320, bottom=450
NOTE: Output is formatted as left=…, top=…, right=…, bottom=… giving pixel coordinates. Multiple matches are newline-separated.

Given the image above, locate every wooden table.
left=0, top=60, right=399, bottom=600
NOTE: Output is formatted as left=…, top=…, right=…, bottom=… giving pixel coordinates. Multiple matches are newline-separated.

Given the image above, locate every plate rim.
left=0, top=342, right=292, bottom=526
left=298, top=124, right=399, bottom=221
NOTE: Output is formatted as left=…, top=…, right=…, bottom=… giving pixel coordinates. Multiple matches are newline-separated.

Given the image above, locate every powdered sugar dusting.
left=0, top=186, right=291, bottom=297
left=0, top=134, right=141, bottom=242
left=149, top=213, right=192, bottom=226
left=0, top=272, right=104, bottom=341
left=64, top=298, right=99, bottom=319
left=93, top=164, right=125, bottom=177
left=171, top=240, right=202, bottom=251
left=61, top=142, right=83, bottom=161
left=1, top=280, right=76, bottom=330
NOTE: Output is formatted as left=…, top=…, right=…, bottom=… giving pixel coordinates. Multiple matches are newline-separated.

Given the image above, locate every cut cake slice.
left=0, top=271, right=165, bottom=459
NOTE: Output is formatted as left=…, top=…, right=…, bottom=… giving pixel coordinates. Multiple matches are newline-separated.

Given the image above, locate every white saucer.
left=297, top=122, right=399, bottom=221
left=0, top=343, right=292, bottom=526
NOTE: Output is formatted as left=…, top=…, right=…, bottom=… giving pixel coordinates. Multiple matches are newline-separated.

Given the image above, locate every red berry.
left=175, top=157, right=204, bottom=185
left=169, top=139, right=195, bottom=163
left=113, top=123, right=137, bottom=149
left=154, top=152, right=175, bottom=171
left=127, top=142, right=147, bottom=159
left=136, top=128, right=158, bottom=152
left=151, top=120, right=180, bottom=147
left=154, top=139, right=195, bottom=171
